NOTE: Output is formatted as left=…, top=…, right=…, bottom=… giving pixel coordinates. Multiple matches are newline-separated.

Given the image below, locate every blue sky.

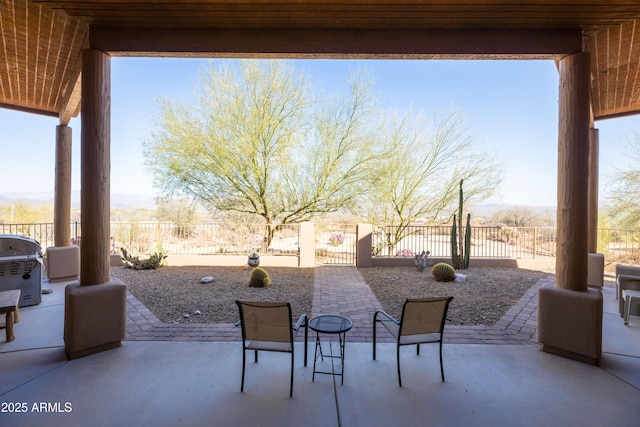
left=1, top=58, right=638, bottom=208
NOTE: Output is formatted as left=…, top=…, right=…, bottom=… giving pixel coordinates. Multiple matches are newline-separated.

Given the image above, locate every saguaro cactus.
left=451, top=180, right=471, bottom=269
left=451, top=214, right=459, bottom=269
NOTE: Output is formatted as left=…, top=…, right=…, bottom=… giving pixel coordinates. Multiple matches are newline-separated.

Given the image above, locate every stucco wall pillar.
left=64, top=48, right=126, bottom=360
left=298, top=222, right=315, bottom=267
left=356, top=224, right=373, bottom=267
left=538, top=51, right=602, bottom=365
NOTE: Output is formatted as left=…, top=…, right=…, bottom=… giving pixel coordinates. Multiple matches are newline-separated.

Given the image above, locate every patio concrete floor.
left=1, top=266, right=639, bottom=426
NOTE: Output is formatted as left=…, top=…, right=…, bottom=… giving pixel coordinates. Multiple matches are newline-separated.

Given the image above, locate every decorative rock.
left=183, top=313, right=190, bottom=319
left=194, top=310, right=201, bottom=315
left=200, top=276, right=214, bottom=284
left=455, top=273, right=467, bottom=282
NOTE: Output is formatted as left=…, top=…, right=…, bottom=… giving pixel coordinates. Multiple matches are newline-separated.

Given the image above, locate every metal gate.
left=315, top=223, right=356, bottom=265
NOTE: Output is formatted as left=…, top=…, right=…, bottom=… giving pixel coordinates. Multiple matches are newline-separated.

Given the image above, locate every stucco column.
left=556, top=52, right=590, bottom=292
left=537, top=51, right=602, bottom=365
left=54, top=125, right=72, bottom=247
left=80, top=48, right=111, bottom=286
left=588, top=128, right=599, bottom=254
left=64, top=48, right=126, bottom=360
left=298, top=222, right=315, bottom=267
left=356, top=224, right=373, bottom=267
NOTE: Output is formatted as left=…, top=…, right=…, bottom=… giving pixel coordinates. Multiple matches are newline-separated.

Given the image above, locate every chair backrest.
left=399, top=297, right=453, bottom=337
left=236, top=301, right=293, bottom=343
left=587, top=253, right=604, bottom=289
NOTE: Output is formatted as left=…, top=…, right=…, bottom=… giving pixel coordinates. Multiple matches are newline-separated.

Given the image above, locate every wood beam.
left=59, top=67, right=83, bottom=126
left=556, top=52, right=590, bottom=292
left=90, top=28, right=582, bottom=59
left=0, top=103, right=59, bottom=118
left=80, top=49, right=111, bottom=286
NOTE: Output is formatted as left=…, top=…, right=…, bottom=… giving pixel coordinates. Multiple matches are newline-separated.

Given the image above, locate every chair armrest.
left=374, top=310, right=399, bottom=325
left=617, top=274, right=640, bottom=284
left=293, top=314, right=308, bottom=367
left=616, top=265, right=640, bottom=278
left=293, top=313, right=307, bottom=331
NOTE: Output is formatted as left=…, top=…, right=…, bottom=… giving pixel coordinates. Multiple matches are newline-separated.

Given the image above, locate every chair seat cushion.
left=380, top=320, right=441, bottom=344
left=622, top=289, right=640, bottom=299
left=245, top=340, right=292, bottom=353
left=399, top=333, right=441, bottom=345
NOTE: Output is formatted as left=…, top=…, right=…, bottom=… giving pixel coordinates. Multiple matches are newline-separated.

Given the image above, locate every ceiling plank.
left=3, top=1, right=640, bottom=120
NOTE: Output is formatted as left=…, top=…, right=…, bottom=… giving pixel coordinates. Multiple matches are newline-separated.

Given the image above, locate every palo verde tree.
left=145, top=59, right=376, bottom=247
left=361, top=108, right=503, bottom=255
left=604, top=133, right=640, bottom=229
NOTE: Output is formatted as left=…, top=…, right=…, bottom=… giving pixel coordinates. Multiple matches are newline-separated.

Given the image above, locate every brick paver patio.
left=124, top=265, right=551, bottom=345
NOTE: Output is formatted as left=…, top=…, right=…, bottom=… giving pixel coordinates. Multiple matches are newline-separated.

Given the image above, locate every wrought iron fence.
left=110, top=222, right=300, bottom=255
left=0, top=223, right=57, bottom=251
left=1, top=221, right=638, bottom=265
left=0, top=222, right=300, bottom=256
left=374, top=225, right=558, bottom=259
left=598, top=228, right=640, bottom=264
left=314, top=223, right=357, bottom=264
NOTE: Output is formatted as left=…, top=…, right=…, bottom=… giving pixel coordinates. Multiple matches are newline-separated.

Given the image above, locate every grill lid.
left=0, top=234, right=42, bottom=257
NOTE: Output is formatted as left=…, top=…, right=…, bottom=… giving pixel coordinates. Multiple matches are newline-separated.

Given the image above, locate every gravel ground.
left=360, top=266, right=551, bottom=325
left=112, top=265, right=556, bottom=326
left=112, top=266, right=315, bottom=324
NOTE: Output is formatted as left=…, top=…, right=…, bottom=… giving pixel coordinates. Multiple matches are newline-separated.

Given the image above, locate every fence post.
left=298, top=222, right=315, bottom=267
left=356, top=224, right=373, bottom=267
left=533, top=227, right=537, bottom=259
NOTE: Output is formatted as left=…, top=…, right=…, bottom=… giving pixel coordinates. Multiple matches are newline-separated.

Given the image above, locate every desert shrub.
left=431, top=262, right=456, bottom=282
left=121, top=248, right=167, bottom=270
left=396, top=249, right=415, bottom=257
left=501, top=227, right=520, bottom=245
left=329, top=232, right=345, bottom=246
left=249, top=267, right=271, bottom=287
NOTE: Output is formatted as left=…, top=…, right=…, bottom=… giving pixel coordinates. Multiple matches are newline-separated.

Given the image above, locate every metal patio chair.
left=235, top=301, right=308, bottom=397
left=373, top=297, right=453, bottom=387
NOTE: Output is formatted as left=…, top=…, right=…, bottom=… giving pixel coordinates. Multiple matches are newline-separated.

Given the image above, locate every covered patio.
left=2, top=1, right=640, bottom=424
left=1, top=268, right=639, bottom=426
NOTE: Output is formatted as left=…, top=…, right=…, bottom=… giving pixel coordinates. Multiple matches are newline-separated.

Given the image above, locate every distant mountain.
left=471, top=203, right=556, bottom=218
left=0, top=192, right=54, bottom=207
left=0, top=191, right=156, bottom=210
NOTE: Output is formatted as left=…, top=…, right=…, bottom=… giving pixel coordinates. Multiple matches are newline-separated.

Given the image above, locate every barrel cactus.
left=248, top=267, right=271, bottom=288
left=431, top=263, right=456, bottom=282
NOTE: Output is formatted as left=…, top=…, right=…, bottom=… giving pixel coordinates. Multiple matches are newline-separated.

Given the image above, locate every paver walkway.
left=125, top=265, right=549, bottom=345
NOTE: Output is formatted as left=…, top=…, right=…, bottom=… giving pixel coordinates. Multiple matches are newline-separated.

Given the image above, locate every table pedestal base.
left=312, top=332, right=347, bottom=384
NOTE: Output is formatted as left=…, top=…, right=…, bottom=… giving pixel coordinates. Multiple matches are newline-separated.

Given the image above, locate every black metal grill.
left=0, top=235, right=43, bottom=307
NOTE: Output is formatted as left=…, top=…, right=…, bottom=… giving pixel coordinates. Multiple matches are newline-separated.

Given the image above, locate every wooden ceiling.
left=2, top=0, right=640, bottom=122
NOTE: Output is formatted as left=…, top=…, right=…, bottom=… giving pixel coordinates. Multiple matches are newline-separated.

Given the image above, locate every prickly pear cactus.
left=431, top=262, right=456, bottom=282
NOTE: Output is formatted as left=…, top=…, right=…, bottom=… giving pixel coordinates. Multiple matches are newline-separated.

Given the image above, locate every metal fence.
left=1, top=222, right=638, bottom=265
left=0, top=222, right=300, bottom=256
left=110, top=222, right=300, bottom=255
left=0, top=223, right=56, bottom=251
left=373, top=225, right=558, bottom=259
left=314, top=223, right=357, bottom=264
left=598, top=228, right=640, bottom=264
